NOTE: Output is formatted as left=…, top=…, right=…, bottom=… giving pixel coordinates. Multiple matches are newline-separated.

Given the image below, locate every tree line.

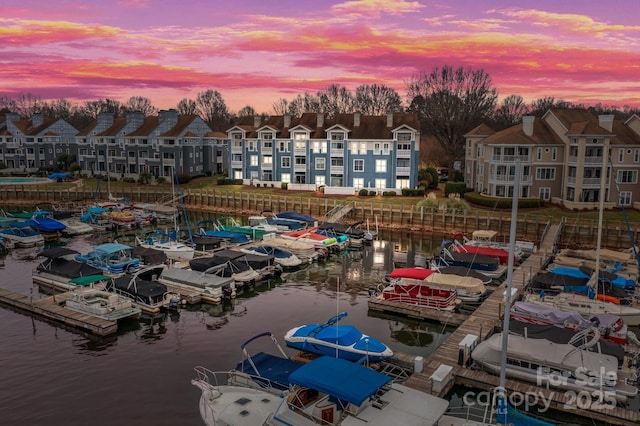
left=1, top=65, right=638, bottom=168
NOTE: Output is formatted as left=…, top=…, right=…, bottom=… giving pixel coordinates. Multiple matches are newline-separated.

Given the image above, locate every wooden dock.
left=368, top=297, right=468, bottom=326
left=0, top=288, right=118, bottom=336
left=400, top=222, right=640, bottom=425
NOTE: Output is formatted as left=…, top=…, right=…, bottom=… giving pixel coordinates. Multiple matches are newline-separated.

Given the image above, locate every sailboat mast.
left=497, top=157, right=521, bottom=418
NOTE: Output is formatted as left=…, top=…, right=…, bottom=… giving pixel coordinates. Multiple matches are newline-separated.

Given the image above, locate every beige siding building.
left=466, top=109, right=640, bottom=211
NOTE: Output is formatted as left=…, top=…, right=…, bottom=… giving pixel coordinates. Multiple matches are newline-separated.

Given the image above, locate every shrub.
left=281, top=182, right=288, bottom=190
left=426, top=167, right=439, bottom=189
left=122, top=177, right=136, bottom=183
left=358, top=188, right=369, bottom=196
left=463, top=192, right=545, bottom=209
left=401, top=187, right=425, bottom=196
left=317, top=185, right=325, bottom=193
left=205, top=171, right=212, bottom=177
left=369, top=190, right=378, bottom=196
left=138, top=172, right=152, bottom=185
left=444, top=182, right=467, bottom=197
left=155, top=176, right=166, bottom=184
left=176, top=173, right=192, bottom=184
left=382, top=191, right=396, bottom=196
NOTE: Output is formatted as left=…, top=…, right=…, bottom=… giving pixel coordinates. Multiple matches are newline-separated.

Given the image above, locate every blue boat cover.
left=48, top=172, right=70, bottom=180
left=96, top=243, right=133, bottom=254
left=288, top=356, right=391, bottom=406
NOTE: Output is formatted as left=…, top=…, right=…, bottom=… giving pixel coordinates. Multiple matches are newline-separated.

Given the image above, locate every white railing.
left=294, top=164, right=306, bottom=172
left=584, top=156, right=603, bottom=164
left=330, top=166, right=344, bottom=174
left=396, top=150, right=411, bottom=158
left=231, top=161, right=242, bottom=168
left=396, top=166, right=410, bottom=175
left=294, top=147, right=306, bottom=155
left=568, top=156, right=578, bottom=164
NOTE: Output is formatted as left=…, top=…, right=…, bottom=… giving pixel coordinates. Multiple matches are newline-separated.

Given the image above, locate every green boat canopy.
left=69, top=275, right=113, bottom=286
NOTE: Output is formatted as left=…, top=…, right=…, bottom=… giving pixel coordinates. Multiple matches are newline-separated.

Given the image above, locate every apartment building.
left=226, top=112, right=420, bottom=194
left=465, top=109, right=640, bottom=210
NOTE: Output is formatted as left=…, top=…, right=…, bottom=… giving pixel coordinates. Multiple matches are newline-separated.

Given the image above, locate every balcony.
left=262, top=164, right=272, bottom=170
left=294, top=164, right=306, bottom=172
left=396, top=149, right=411, bottom=158
left=294, top=147, right=306, bottom=156
left=396, top=166, right=410, bottom=175
left=584, top=156, right=604, bottom=164
left=490, top=174, right=532, bottom=183
left=330, top=166, right=344, bottom=174
left=330, top=150, right=344, bottom=157
left=489, top=154, right=532, bottom=163
left=231, top=146, right=243, bottom=154
left=231, top=161, right=242, bottom=168
left=568, top=156, right=577, bottom=164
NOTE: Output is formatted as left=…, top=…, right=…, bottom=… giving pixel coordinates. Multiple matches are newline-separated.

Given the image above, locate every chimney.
left=31, top=113, right=44, bottom=127
left=354, top=112, right=361, bottom=127
left=158, top=109, right=178, bottom=126
left=253, top=115, right=261, bottom=128
left=97, top=112, right=114, bottom=128
left=317, top=113, right=324, bottom=128
left=599, top=114, right=614, bottom=132
left=125, top=111, right=145, bottom=127
left=284, top=114, right=291, bottom=128
left=522, top=115, right=534, bottom=137
left=387, top=113, right=393, bottom=128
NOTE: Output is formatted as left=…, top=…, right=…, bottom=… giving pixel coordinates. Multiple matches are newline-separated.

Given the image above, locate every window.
left=331, top=141, right=343, bottom=151
left=331, top=158, right=343, bottom=167
left=294, top=156, right=305, bottom=165
left=281, top=157, right=291, bottom=168
left=128, top=151, right=135, bottom=158
left=375, top=159, right=386, bottom=173
left=263, top=140, right=272, bottom=149
left=315, top=158, right=326, bottom=170
left=539, top=187, right=551, bottom=201
left=537, top=148, right=542, bottom=161
left=353, top=178, right=364, bottom=190
left=279, top=141, right=290, bottom=152
left=312, top=141, right=326, bottom=153
left=250, top=155, right=258, bottom=166
left=551, top=148, right=557, bottom=160
left=281, top=173, right=290, bottom=183
left=374, top=143, right=381, bottom=155
left=294, top=132, right=306, bottom=141
left=295, top=141, right=306, bottom=150
left=248, top=141, right=257, bottom=151
left=396, top=178, right=409, bottom=189
left=617, top=170, right=638, bottom=183
left=250, top=171, right=258, bottom=179
left=262, top=132, right=272, bottom=140
left=397, top=132, right=411, bottom=142
left=383, top=143, right=390, bottom=155
left=331, top=132, right=344, bottom=140
left=619, top=191, right=632, bottom=206
left=477, top=164, right=484, bottom=176
left=353, top=159, right=364, bottom=172
left=375, top=178, right=386, bottom=190
left=232, top=133, right=242, bottom=140
left=316, top=175, right=325, bottom=187
left=536, top=167, right=555, bottom=180
left=397, top=158, right=410, bottom=168
left=398, top=143, right=411, bottom=151
left=263, top=156, right=272, bottom=165
left=619, top=148, right=624, bottom=162
left=635, top=149, right=640, bottom=163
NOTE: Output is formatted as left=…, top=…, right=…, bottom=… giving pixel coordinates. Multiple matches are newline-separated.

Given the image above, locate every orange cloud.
left=331, top=0, right=424, bottom=18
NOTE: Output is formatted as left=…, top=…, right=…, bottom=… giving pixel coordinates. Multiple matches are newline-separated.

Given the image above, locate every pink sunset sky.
left=1, top=0, right=639, bottom=114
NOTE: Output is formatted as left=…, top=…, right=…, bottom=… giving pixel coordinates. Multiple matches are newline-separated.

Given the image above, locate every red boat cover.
left=388, top=267, right=435, bottom=280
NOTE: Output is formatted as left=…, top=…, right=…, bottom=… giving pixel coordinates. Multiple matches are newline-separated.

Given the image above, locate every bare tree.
left=177, top=98, right=197, bottom=115
left=237, top=105, right=256, bottom=117
left=14, top=93, right=44, bottom=117
left=272, top=98, right=289, bottom=115
left=0, top=96, right=16, bottom=112
left=317, top=84, right=354, bottom=118
left=196, top=89, right=229, bottom=130
left=124, top=96, right=156, bottom=115
left=528, top=96, right=573, bottom=117
left=406, top=66, right=498, bottom=166
left=492, top=94, right=529, bottom=130
left=354, top=84, right=403, bottom=115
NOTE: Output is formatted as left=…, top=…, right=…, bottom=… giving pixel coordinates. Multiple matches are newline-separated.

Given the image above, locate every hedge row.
left=217, top=178, right=244, bottom=185
left=464, top=191, right=545, bottom=209
left=444, top=182, right=467, bottom=196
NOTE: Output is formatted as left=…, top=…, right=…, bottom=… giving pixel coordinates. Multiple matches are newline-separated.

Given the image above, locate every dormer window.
left=397, top=132, right=411, bottom=142
left=261, top=132, right=272, bottom=140
left=331, top=132, right=344, bottom=141
left=294, top=132, right=307, bottom=141
left=232, top=133, right=242, bottom=140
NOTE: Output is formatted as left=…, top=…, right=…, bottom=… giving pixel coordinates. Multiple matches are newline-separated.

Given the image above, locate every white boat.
left=59, top=218, right=94, bottom=236
left=65, top=287, right=141, bottom=321
left=472, top=332, right=638, bottom=403
left=0, top=226, right=45, bottom=247
left=522, top=291, right=640, bottom=326
left=136, top=231, right=195, bottom=262
left=158, top=263, right=236, bottom=304
left=423, top=272, right=488, bottom=303
left=240, top=245, right=303, bottom=268
left=191, top=356, right=450, bottom=426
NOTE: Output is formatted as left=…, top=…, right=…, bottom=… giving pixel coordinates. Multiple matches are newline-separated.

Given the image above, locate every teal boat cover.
left=288, top=356, right=390, bottom=406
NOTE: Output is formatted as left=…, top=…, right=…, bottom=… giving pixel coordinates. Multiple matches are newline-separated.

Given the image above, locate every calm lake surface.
left=0, top=227, right=456, bottom=426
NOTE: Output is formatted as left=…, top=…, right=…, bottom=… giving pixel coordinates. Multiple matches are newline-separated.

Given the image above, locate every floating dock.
left=400, top=222, right=640, bottom=425
left=0, top=288, right=118, bottom=336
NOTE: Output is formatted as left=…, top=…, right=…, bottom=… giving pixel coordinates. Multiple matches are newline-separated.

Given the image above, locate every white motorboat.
left=0, top=226, right=45, bottom=248
left=158, top=263, right=236, bottom=304
left=136, top=231, right=195, bottom=262
left=191, top=356, right=450, bottom=426
left=60, top=218, right=94, bottom=236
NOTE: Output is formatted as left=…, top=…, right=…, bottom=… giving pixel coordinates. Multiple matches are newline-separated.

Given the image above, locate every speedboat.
left=191, top=356, right=450, bottom=426
left=189, top=250, right=261, bottom=286
left=24, top=210, right=66, bottom=239
left=284, top=312, right=392, bottom=362
left=240, top=245, right=303, bottom=268
left=136, top=230, right=195, bottom=262
left=0, top=224, right=44, bottom=247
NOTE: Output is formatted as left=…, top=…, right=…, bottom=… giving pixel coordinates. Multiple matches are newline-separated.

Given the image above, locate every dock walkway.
left=402, top=222, right=640, bottom=425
